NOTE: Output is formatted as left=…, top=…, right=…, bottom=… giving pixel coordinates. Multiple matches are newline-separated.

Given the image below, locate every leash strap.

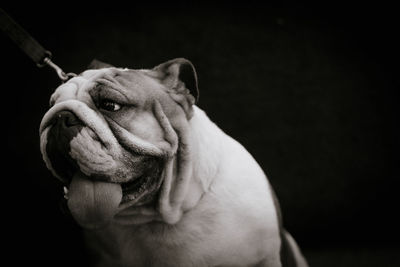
left=0, top=8, right=76, bottom=82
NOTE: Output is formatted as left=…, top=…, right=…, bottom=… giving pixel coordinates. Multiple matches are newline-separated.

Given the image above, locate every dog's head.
left=39, top=58, right=198, bottom=228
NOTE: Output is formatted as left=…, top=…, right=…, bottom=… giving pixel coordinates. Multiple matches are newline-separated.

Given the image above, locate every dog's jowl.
left=39, top=58, right=308, bottom=267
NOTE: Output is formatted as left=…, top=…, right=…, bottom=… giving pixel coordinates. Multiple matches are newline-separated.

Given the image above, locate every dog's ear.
left=153, top=58, right=199, bottom=118
left=87, top=59, right=114, bottom=69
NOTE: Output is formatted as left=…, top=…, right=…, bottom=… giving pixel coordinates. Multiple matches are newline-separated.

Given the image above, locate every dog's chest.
left=87, top=200, right=273, bottom=267
left=87, top=214, right=215, bottom=266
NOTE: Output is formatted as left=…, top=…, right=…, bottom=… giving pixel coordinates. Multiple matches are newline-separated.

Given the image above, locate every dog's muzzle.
left=40, top=100, right=165, bottom=229
left=46, top=111, right=83, bottom=179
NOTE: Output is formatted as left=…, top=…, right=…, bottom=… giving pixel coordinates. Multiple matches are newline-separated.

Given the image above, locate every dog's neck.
left=179, top=106, right=225, bottom=211
left=83, top=107, right=231, bottom=263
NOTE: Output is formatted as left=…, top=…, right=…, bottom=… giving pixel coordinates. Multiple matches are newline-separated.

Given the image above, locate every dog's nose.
left=55, top=111, right=81, bottom=128
left=46, top=110, right=83, bottom=182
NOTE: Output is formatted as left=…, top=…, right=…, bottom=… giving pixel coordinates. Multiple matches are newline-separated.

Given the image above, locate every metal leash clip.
left=37, top=51, right=77, bottom=82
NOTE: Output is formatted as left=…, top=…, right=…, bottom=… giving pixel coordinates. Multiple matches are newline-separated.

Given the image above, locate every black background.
left=1, top=3, right=399, bottom=266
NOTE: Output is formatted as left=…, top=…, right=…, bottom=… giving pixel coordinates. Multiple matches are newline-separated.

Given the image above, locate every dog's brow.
left=89, top=81, right=131, bottom=102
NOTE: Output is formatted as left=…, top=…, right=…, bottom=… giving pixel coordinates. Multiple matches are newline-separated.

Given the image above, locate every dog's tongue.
left=67, top=171, right=122, bottom=229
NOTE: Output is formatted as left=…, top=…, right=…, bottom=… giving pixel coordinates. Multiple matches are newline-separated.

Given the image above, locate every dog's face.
left=39, top=58, right=198, bottom=228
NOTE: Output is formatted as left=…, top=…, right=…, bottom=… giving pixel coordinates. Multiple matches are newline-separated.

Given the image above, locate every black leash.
left=0, top=8, right=76, bottom=82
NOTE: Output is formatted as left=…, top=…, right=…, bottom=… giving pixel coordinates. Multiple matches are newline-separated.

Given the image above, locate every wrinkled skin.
left=39, top=58, right=308, bottom=267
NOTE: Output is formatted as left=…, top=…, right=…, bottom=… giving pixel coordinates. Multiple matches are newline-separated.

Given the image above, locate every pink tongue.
left=67, top=171, right=122, bottom=229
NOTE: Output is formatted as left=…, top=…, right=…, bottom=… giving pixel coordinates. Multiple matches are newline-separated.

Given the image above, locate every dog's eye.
left=99, top=99, right=122, bottom=111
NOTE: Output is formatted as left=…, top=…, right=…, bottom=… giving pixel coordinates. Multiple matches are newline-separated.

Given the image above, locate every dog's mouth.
left=65, top=168, right=164, bottom=229
left=55, top=148, right=164, bottom=206
left=52, top=142, right=164, bottom=229
left=44, top=112, right=165, bottom=206
left=118, top=158, right=164, bottom=204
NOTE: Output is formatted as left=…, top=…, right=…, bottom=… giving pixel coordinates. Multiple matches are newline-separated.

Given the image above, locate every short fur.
left=39, top=58, right=308, bottom=267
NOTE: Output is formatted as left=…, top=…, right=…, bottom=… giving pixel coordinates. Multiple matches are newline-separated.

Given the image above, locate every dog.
left=39, top=58, right=308, bottom=267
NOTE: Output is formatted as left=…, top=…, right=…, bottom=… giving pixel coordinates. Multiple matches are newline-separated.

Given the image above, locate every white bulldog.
left=39, top=58, right=308, bottom=267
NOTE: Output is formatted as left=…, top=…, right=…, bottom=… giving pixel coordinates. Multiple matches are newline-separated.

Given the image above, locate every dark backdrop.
left=1, top=3, right=399, bottom=266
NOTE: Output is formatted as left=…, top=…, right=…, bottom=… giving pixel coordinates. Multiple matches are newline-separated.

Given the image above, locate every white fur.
left=86, top=107, right=285, bottom=267
left=40, top=67, right=308, bottom=267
